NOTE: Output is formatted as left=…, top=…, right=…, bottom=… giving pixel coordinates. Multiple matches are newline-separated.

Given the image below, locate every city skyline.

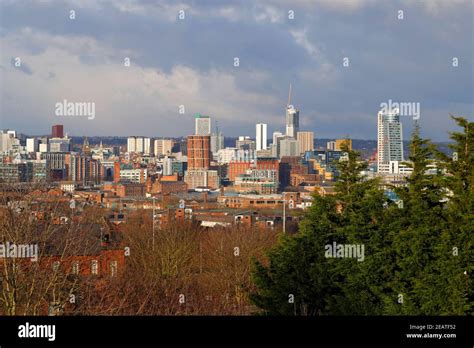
left=1, top=0, right=472, bottom=141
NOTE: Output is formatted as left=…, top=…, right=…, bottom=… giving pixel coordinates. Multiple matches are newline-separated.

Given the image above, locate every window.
left=72, top=261, right=80, bottom=275
left=91, top=260, right=99, bottom=275
left=110, top=261, right=118, bottom=277
left=52, top=261, right=60, bottom=272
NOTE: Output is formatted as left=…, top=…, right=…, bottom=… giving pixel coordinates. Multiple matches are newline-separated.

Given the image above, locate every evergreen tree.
left=429, top=116, right=473, bottom=314
left=250, top=118, right=473, bottom=315
left=251, top=144, right=387, bottom=315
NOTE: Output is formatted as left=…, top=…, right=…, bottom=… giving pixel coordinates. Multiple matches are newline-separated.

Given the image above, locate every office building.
left=68, top=153, right=102, bottom=184
left=154, top=139, right=174, bottom=157
left=272, top=131, right=283, bottom=145
left=119, top=168, right=147, bottom=183
left=127, top=137, right=136, bottom=153
left=211, top=132, right=224, bottom=155
left=143, top=137, right=151, bottom=155
left=377, top=110, right=404, bottom=173
left=136, top=137, right=144, bottom=153
left=0, top=163, right=31, bottom=183
left=297, top=131, right=314, bottom=154
left=49, top=137, right=71, bottom=152
left=0, top=130, right=18, bottom=154
left=279, top=138, right=299, bottom=158
left=52, top=125, right=64, bottom=138
left=256, top=123, right=267, bottom=151
left=26, top=138, right=39, bottom=153
left=286, top=105, right=299, bottom=138
left=127, top=136, right=151, bottom=154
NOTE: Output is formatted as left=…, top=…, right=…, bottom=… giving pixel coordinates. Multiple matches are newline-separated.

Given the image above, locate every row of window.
left=51, top=260, right=118, bottom=277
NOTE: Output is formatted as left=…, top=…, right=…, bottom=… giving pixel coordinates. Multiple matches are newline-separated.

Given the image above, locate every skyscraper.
left=143, top=137, right=151, bottom=155
left=52, top=125, right=64, bottom=138
left=286, top=105, right=299, bottom=138
left=297, top=131, right=314, bottom=154
left=135, top=137, right=144, bottom=153
left=256, top=123, right=267, bottom=151
left=195, top=114, right=211, bottom=135
left=285, top=84, right=299, bottom=138
left=377, top=109, right=404, bottom=173
left=127, top=137, right=136, bottom=153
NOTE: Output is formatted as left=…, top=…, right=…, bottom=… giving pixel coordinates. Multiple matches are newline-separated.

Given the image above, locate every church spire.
left=83, top=137, right=91, bottom=155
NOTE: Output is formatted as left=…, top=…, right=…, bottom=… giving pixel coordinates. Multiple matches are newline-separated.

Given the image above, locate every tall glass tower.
left=285, top=105, right=299, bottom=138
left=377, top=109, right=404, bottom=173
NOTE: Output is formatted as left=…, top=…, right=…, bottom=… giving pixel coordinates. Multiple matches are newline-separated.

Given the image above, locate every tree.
left=251, top=143, right=388, bottom=315
left=251, top=118, right=473, bottom=316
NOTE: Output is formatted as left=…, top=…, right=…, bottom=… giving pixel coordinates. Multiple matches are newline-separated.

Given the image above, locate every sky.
left=0, top=0, right=472, bottom=140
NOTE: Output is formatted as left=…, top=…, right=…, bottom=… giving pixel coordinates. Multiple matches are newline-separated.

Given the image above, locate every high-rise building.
left=161, top=156, right=175, bottom=176
left=143, top=138, right=151, bottom=155
left=26, top=138, right=39, bottom=153
left=285, top=105, right=299, bottom=138
left=256, top=123, right=267, bottom=151
left=285, top=85, right=300, bottom=138
left=0, top=130, right=18, bottom=154
left=154, top=139, right=174, bottom=157
left=279, top=138, right=299, bottom=158
left=68, top=153, right=101, bottom=184
left=211, top=132, right=224, bottom=155
left=377, top=110, right=404, bottom=173
left=272, top=131, right=283, bottom=144
left=195, top=114, right=211, bottom=136
left=297, top=131, right=314, bottom=154
left=135, top=137, right=144, bottom=153
left=52, top=125, right=64, bottom=138
left=127, top=136, right=150, bottom=154
left=187, top=135, right=211, bottom=169
left=127, top=137, right=136, bottom=153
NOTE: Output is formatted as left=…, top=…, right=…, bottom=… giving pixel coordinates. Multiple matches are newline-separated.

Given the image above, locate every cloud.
left=401, top=0, right=471, bottom=17
left=0, top=0, right=471, bottom=141
left=1, top=28, right=280, bottom=136
left=289, top=28, right=321, bottom=59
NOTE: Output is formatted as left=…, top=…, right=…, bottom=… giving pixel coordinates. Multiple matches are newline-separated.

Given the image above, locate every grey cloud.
left=0, top=0, right=472, bottom=140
